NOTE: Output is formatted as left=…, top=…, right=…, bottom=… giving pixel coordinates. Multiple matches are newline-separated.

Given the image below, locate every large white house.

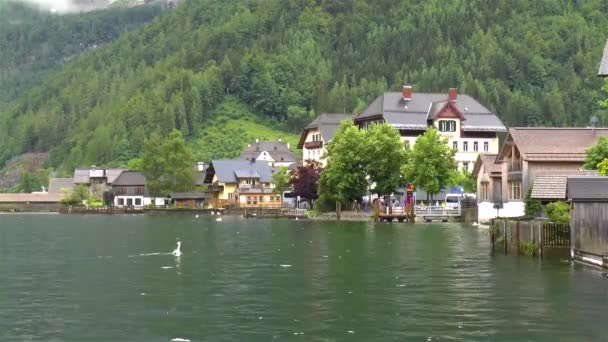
left=354, top=86, right=507, bottom=172
left=240, top=140, right=298, bottom=169
left=298, top=113, right=351, bottom=167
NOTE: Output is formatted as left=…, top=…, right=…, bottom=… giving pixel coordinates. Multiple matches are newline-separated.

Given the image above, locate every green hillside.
left=1, top=0, right=608, bottom=171
left=0, top=1, right=163, bottom=109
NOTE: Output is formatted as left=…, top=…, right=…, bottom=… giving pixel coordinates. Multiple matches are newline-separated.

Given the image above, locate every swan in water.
left=172, top=241, right=182, bottom=256
left=210, top=211, right=215, bottom=215
left=195, top=214, right=199, bottom=218
left=216, top=217, right=223, bottom=222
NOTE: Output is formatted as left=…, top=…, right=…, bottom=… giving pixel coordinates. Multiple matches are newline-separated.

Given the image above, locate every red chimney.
left=402, top=85, right=412, bottom=100
left=448, top=88, right=457, bottom=102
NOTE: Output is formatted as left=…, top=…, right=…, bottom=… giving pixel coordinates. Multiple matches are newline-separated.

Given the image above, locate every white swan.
left=195, top=214, right=199, bottom=218
left=172, top=241, right=182, bottom=256
left=216, top=217, right=223, bottom=222
left=210, top=211, right=215, bottom=215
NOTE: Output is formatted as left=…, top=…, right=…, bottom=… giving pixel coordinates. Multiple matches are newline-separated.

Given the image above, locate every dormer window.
left=438, top=120, right=456, bottom=132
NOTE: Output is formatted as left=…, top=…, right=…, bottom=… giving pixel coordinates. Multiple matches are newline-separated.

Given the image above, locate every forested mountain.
left=0, top=1, right=163, bottom=109
left=1, top=0, right=608, bottom=171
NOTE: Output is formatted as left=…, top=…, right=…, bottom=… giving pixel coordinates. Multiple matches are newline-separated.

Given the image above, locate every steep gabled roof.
left=355, top=91, right=506, bottom=132
left=112, top=171, right=146, bottom=186
left=73, top=168, right=125, bottom=184
left=472, top=154, right=500, bottom=179
left=240, top=141, right=298, bottom=163
left=208, top=160, right=273, bottom=184
left=497, top=128, right=608, bottom=162
left=298, top=113, right=352, bottom=148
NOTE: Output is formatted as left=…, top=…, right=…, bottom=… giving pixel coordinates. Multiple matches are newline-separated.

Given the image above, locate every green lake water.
left=1, top=214, right=607, bottom=341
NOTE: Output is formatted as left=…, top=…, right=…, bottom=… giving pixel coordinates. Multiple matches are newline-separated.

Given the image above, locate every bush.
left=546, top=201, right=570, bottom=224
left=88, top=197, right=104, bottom=208
left=524, top=186, right=542, bottom=217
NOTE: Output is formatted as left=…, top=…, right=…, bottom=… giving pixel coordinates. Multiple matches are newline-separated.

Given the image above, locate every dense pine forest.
left=1, top=0, right=608, bottom=171
left=0, top=1, right=163, bottom=109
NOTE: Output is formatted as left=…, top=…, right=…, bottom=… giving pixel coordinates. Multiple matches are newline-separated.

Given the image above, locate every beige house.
left=354, top=87, right=506, bottom=172
left=475, top=127, right=608, bottom=221
left=298, top=113, right=351, bottom=167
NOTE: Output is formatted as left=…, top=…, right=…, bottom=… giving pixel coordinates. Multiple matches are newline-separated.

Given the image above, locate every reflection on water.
left=1, top=214, right=607, bottom=341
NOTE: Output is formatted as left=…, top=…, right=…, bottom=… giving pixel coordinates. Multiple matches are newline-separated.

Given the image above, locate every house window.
left=463, top=162, right=469, bottom=172
left=136, top=186, right=144, bottom=195
left=484, top=142, right=489, bottom=152
left=228, top=192, right=233, bottom=200
left=259, top=196, right=264, bottom=203
left=452, top=141, right=458, bottom=150
left=473, top=141, right=479, bottom=152
left=508, top=181, right=522, bottom=200
left=247, top=196, right=251, bottom=205
left=463, top=141, right=468, bottom=152
left=480, top=183, right=489, bottom=201
left=135, top=198, right=142, bottom=206
left=118, top=198, right=124, bottom=206
left=438, top=120, right=456, bottom=132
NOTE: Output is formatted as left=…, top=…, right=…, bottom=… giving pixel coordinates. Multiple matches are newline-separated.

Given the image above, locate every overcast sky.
left=12, top=1, right=112, bottom=13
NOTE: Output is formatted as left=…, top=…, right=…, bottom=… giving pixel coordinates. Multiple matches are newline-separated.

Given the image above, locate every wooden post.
left=336, top=201, right=341, bottom=221
left=503, top=220, right=507, bottom=255
left=516, top=221, right=520, bottom=256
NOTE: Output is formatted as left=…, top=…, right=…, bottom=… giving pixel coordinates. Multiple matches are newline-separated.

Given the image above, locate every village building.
left=73, top=167, right=125, bottom=197
left=567, top=176, right=608, bottom=268
left=354, top=87, right=506, bottom=172
left=0, top=193, right=65, bottom=212
left=111, top=171, right=147, bottom=209
left=204, top=160, right=280, bottom=208
left=476, top=128, right=608, bottom=221
left=170, top=192, right=206, bottom=207
left=298, top=113, right=351, bottom=167
left=240, top=140, right=298, bottom=169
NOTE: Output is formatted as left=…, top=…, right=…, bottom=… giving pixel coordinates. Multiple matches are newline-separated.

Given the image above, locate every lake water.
left=1, top=214, right=607, bottom=341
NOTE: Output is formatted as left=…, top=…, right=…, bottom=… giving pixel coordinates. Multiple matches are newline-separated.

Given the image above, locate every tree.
left=524, top=186, right=542, bottom=218
left=451, top=169, right=476, bottom=193
left=318, top=120, right=368, bottom=219
left=364, top=123, right=408, bottom=197
left=18, top=172, right=35, bottom=193
left=598, top=158, right=608, bottom=176
left=272, top=166, right=290, bottom=206
left=290, top=160, right=322, bottom=206
left=546, top=201, right=571, bottom=225
left=160, top=129, right=196, bottom=193
left=141, top=132, right=165, bottom=196
left=584, top=137, right=608, bottom=170
left=404, top=128, right=457, bottom=201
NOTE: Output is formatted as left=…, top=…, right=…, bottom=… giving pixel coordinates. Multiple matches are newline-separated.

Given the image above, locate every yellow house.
left=204, top=159, right=280, bottom=208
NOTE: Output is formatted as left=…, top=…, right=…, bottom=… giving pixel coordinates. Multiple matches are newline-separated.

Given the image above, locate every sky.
left=11, top=0, right=112, bottom=13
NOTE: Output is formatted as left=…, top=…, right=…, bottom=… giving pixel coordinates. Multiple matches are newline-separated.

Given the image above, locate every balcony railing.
left=304, top=141, right=323, bottom=149
left=508, top=160, right=522, bottom=172
left=238, top=187, right=274, bottom=194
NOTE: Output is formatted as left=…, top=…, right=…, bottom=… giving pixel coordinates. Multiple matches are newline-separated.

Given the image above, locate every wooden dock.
left=244, top=207, right=307, bottom=219
left=375, top=205, right=415, bottom=222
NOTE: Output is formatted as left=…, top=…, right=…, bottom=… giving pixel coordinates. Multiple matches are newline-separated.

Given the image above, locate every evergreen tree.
left=404, top=128, right=457, bottom=201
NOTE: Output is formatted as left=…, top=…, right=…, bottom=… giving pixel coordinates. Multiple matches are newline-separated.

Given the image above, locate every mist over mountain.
left=0, top=0, right=607, bottom=172
left=9, top=0, right=111, bottom=13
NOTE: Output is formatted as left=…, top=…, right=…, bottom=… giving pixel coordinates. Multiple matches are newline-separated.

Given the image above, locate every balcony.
left=507, top=160, right=522, bottom=172
left=238, top=186, right=274, bottom=194
left=304, top=141, right=323, bottom=149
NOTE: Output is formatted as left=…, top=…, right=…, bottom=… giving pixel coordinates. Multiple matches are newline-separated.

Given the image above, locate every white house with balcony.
left=354, top=86, right=506, bottom=173
left=298, top=113, right=352, bottom=167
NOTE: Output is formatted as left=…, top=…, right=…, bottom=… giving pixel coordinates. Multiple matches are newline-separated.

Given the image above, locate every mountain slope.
left=1, top=0, right=608, bottom=170
left=0, top=1, right=163, bottom=109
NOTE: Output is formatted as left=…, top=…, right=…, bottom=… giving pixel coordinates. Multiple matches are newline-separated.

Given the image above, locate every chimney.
left=197, top=161, right=205, bottom=172
left=402, top=85, right=412, bottom=100
left=448, top=88, right=458, bottom=102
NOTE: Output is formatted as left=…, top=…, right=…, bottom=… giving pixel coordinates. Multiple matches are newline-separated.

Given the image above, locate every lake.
left=1, top=214, right=607, bottom=341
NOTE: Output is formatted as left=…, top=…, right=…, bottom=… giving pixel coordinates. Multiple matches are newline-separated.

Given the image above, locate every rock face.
left=0, top=153, right=49, bottom=191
